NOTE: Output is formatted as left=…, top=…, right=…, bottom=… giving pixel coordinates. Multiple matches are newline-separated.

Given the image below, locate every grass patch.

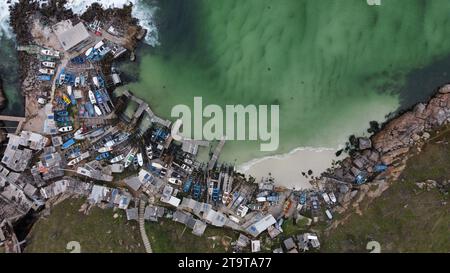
left=322, top=131, right=450, bottom=253
left=25, top=198, right=144, bottom=253
left=145, top=220, right=239, bottom=253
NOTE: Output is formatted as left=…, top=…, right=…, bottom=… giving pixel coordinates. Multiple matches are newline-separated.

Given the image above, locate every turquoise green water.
left=123, top=0, right=450, bottom=163
left=0, top=37, right=23, bottom=116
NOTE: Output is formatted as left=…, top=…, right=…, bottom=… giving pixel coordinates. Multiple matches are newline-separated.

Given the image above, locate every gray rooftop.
left=55, top=22, right=91, bottom=51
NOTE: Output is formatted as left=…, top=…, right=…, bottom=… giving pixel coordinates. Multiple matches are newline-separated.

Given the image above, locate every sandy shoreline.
left=237, top=146, right=343, bottom=190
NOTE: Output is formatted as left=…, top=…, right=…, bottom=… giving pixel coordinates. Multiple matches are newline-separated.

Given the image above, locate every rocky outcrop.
left=326, top=84, right=450, bottom=186
left=323, top=83, right=450, bottom=225
left=0, top=76, right=6, bottom=110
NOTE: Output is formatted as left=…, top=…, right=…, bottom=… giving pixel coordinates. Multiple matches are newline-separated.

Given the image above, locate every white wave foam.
left=0, top=0, right=159, bottom=46
left=237, top=145, right=343, bottom=173
left=65, top=0, right=159, bottom=46
left=0, top=0, right=18, bottom=40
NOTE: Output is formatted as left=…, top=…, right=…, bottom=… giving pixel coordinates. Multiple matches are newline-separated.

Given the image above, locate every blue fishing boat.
left=96, top=152, right=110, bottom=161
left=85, top=102, right=95, bottom=117
left=95, top=90, right=103, bottom=104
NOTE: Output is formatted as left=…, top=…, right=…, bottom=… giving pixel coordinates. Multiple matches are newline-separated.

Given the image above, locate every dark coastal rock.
left=0, top=76, right=6, bottom=110
left=358, top=137, right=372, bottom=150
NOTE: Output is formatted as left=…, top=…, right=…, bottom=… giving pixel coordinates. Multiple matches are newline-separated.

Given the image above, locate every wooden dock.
left=208, top=138, right=226, bottom=170
left=0, top=115, right=26, bottom=134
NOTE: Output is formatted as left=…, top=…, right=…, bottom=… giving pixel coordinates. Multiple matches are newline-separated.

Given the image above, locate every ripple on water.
left=122, top=0, right=450, bottom=163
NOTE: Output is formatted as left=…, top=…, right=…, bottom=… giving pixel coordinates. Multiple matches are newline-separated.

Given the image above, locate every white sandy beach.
left=238, top=147, right=343, bottom=190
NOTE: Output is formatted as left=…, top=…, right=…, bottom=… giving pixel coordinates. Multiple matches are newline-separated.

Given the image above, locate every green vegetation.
left=322, top=131, right=450, bottom=253
left=145, top=220, right=238, bottom=253
left=25, top=198, right=144, bottom=253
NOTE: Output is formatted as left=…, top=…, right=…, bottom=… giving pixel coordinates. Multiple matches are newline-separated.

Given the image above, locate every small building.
left=144, top=205, right=165, bottom=222
left=124, top=176, right=142, bottom=191
left=251, top=240, right=261, bottom=253
left=246, top=214, right=277, bottom=237
left=126, top=208, right=138, bottom=221
left=88, top=185, right=110, bottom=204
left=283, top=237, right=297, bottom=251
left=192, top=220, right=207, bottom=237
left=236, top=234, right=251, bottom=248
left=53, top=20, right=93, bottom=52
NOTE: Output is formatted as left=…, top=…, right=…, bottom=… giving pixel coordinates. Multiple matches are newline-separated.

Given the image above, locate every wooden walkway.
left=139, top=199, right=153, bottom=253
left=208, top=138, right=226, bottom=170
left=0, top=115, right=26, bottom=134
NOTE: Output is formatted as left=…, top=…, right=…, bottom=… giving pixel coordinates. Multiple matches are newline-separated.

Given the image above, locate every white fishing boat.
left=67, top=85, right=73, bottom=96
left=124, top=148, right=137, bottom=168
left=94, top=105, right=102, bottom=116
left=88, top=90, right=97, bottom=104
left=151, top=162, right=163, bottom=170
left=68, top=157, right=82, bottom=166
left=42, top=61, right=56, bottom=68
left=67, top=152, right=89, bottom=166
left=58, top=126, right=73, bottom=132
left=137, top=153, right=143, bottom=167
left=105, top=140, right=116, bottom=147
left=146, top=146, right=153, bottom=159
left=74, top=128, right=86, bottom=140
left=110, top=154, right=125, bottom=164
left=98, top=146, right=113, bottom=153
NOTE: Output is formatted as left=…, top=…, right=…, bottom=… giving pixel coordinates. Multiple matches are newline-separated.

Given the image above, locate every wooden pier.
left=0, top=115, right=26, bottom=134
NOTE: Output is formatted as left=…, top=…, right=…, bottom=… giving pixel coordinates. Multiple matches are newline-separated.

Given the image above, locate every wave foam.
left=0, top=0, right=159, bottom=46
left=237, top=145, right=342, bottom=173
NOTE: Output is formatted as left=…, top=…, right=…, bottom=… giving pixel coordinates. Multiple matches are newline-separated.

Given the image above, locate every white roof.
left=166, top=196, right=181, bottom=207
left=246, top=214, right=277, bottom=237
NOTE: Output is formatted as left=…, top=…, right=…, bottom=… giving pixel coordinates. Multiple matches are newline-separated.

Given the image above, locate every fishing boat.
left=110, top=154, right=125, bottom=164
left=85, top=102, right=95, bottom=117
left=146, top=146, right=153, bottom=159
left=124, top=148, right=137, bottom=168
left=67, top=156, right=82, bottom=166
left=136, top=153, right=143, bottom=167
left=98, top=146, right=113, bottom=153
left=114, top=133, right=130, bottom=146
left=94, top=105, right=102, bottom=116
left=56, top=116, right=70, bottom=122
left=55, top=110, right=68, bottom=117
left=74, top=129, right=86, bottom=140
left=96, top=152, right=110, bottom=161
left=58, top=126, right=73, bottom=132
left=88, top=90, right=97, bottom=104
left=105, top=140, right=115, bottom=147
left=42, top=61, right=56, bottom=68
left=67, top=85, right=73, bottom=96
left=68, top=152, right=89, bottom=166
left=95, top=90, right=103, bottom=104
